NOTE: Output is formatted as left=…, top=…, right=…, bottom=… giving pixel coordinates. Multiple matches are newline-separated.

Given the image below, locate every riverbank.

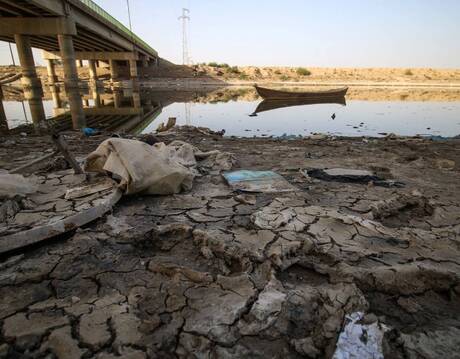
left=2, top=63, right=460, bottom=88
left=1, top=125, right=459, bottom=358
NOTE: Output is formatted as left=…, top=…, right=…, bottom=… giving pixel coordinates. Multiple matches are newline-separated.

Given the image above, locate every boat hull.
left=255, top=85, right=349, bottom=100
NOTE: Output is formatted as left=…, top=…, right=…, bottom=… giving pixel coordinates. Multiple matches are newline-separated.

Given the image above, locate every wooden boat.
left=251, top=96, right=346, bottom=115
left=254, top=85, right=348, bottom=100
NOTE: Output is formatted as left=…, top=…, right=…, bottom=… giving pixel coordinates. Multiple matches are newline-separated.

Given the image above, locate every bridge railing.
left=78, top=0, right=157, bottom=56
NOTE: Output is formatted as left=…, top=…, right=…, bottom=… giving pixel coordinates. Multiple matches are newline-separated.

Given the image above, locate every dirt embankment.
left=193, top=64, right=460, bottom=85
left=2, top=62, right=460, bottom=88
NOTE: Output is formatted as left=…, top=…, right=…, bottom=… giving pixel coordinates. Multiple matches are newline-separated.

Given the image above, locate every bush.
left=274, top=69, right=282, bottom=75
left=228, top=66, right=240, bottom=74
left=207, top=62, right=230, bottom=69
left=239, top=73, right=249, bottom=80
left=404, top=69, right=413, bottom=76
left=254, top=68, right=262, bottom=76
left=296, top=67, right=311, bottom=76
left=280, top=75, right=289, bottom=81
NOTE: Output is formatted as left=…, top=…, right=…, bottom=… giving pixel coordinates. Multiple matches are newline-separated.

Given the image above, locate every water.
left=143, top=99, right=460, bottom=137
left=3, top=86, right=460, bottom=138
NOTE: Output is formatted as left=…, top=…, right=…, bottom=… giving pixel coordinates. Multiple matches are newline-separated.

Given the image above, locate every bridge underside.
left=0, top=0, right=160, bottom=130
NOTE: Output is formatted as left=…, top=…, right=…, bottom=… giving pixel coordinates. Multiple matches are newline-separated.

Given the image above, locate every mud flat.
left=0, top=127, right=460, bottom=358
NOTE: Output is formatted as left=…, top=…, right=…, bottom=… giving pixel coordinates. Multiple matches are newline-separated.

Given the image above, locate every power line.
left=178, top=8, right=191, bottom=65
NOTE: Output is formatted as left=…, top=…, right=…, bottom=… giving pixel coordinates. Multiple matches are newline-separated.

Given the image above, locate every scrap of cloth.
left=84, top=138, right=194, bottom=195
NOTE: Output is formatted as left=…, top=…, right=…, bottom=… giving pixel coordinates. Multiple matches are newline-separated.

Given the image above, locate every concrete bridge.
left=0, top=0, right=159, bottom=129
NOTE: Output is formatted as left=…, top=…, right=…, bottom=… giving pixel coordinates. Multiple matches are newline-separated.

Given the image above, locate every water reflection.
left=2, top=86, right=460, bottom=137
left=251, top=96, right=347, bottom=116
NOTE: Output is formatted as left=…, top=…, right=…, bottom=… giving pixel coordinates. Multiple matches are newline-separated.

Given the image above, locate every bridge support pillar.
left=109, top=60, right=121, bottom=82
left=91, top=85, right=101, bottom=108
left=14, top=34, right=42, bottom=91
left=58, top=34, right=86, bottom=129
left=24, top=89, right=46, bottom=133
left=46, top=59, right=58, bottom=85
left=0, top=88, right=9, bottom=135
left=129, top=60, right=138, bottom=79
left=88, top=59, right=98, bottom=85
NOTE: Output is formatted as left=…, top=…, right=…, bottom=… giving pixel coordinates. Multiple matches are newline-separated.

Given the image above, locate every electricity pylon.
left=178, top=8, right=191, bottom=65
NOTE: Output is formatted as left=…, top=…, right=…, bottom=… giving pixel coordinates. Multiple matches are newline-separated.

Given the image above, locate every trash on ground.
left=85, top=138, right=194, bottom=195
left=332, top=312, right=389, bottom=359
left=305, top=168, right=405, bottom=187
left=223, top=170, right=297, bottom=193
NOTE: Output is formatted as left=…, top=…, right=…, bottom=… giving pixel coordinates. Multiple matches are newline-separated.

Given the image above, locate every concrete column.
left=24, top=88, right=46, bottom=132
left=76, top=59, right=83, bottom=67
left=66, top=87, right=86, bottom=129
left=91, top=85, right=101, bottom=108
left=50, top=85, right=62, bottom=109
left=113, top=90, right=123, bottom=108
left=88, top=59, right=98, bottom=83
left=0, top=88, right=9, bottom=134
left=58, top=34, right=79, bottom=89
left=109, top=60, right=120, bottom=81
left=14, top=34, right=42, bottom=90
left=46, top=59, right=58, bottom=84
left=129, top=60, right=138, bottom=79
left=132, top=91, right=141, bottom=109
left=58, top=34, right=85, bottom=129
left=141, top=56, right=149, bottom=68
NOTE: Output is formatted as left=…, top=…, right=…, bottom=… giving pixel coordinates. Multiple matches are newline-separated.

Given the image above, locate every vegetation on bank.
left=189, top=63, right=460, bottom=83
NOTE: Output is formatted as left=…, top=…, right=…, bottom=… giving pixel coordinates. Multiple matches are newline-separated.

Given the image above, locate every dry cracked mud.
left=1, top=127, right=459, bottom=358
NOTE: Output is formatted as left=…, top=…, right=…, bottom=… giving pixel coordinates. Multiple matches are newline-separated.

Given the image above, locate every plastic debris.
left=223, top=170, right=297, bottom=193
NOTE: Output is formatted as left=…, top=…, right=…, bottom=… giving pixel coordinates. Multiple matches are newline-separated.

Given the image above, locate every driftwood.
left=51, top=134, right=84, bottom=174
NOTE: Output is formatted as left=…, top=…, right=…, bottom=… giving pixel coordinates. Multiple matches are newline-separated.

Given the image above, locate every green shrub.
left=208, top=62, right=219, bottom=67
left=228, top=66, right=240, bottom=74
left=296, top=67, right=311, bottom=76
left=280, top=75, right=289, bottom=81
left=239, top=73, right=249, bottom=80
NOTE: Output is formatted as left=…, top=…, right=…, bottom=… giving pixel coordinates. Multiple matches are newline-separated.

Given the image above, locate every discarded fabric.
left=85, top=138, right=194, bottom=195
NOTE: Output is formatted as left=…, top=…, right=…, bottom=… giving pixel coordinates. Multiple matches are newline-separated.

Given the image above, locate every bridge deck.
left=0, top=0, right=157, bottom=59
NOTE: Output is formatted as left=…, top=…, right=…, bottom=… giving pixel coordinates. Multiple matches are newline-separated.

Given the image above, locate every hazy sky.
left=1, top=0, right=459, bottom=68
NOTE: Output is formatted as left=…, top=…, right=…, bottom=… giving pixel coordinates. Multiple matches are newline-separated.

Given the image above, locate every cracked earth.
left=1, top=128, right=459, bottom=358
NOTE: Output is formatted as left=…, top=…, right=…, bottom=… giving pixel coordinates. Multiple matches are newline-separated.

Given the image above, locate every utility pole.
left=8, top=42, right=16, bottom=66
left=178, top=8, right=191, bottom=65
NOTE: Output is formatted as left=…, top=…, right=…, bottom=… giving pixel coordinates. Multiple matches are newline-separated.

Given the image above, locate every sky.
left=1, top=0, right=459, bottom=68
